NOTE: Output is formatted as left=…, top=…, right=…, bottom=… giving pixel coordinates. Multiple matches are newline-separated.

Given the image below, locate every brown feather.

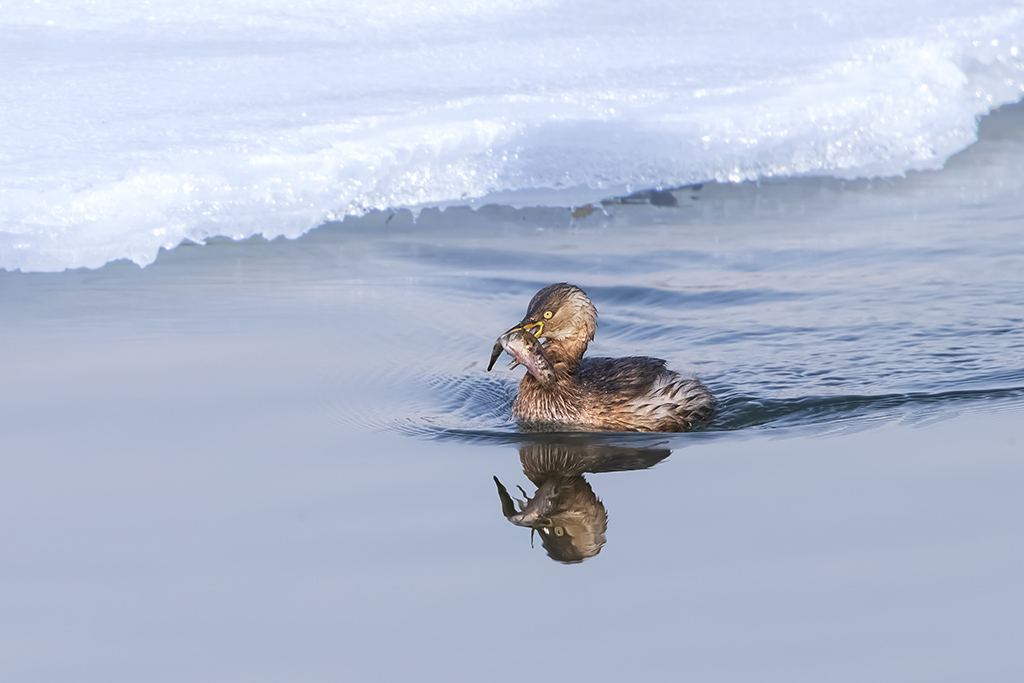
left=501, top=284, right=716, bottom=432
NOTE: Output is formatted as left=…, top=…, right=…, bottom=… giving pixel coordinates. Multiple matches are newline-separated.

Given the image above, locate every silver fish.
left=487, top=327, right=554, bottom=384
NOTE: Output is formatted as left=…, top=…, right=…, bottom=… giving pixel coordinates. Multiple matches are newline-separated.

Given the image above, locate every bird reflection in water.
left=494, top=441, right=671, bottom=563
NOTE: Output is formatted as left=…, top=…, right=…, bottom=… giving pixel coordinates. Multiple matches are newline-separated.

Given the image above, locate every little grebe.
left=487, top=283, right=715, bottom=432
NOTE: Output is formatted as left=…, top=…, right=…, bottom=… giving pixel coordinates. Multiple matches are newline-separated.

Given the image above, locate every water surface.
left=2, top=106, right=1023, bottom=682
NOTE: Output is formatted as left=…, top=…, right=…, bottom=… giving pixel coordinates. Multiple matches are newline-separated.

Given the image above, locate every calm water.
left=2, top=108, right=1023, bottom=681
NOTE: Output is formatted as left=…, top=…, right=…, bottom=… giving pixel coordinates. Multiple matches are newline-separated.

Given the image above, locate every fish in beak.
left=486, top=324, right=554, bottom=384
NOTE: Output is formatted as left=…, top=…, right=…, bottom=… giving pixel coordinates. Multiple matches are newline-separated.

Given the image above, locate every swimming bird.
left=487, top=283, right=715, bottom=431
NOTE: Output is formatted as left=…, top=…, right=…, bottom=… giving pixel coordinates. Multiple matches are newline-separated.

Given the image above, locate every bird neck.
left=516, top=369, right=584, bottom=424
left=541, top=337, right=589, bottom=373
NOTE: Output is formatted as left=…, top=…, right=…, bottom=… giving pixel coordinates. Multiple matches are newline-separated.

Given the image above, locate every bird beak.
left=521, top=320, right=544, bottom=338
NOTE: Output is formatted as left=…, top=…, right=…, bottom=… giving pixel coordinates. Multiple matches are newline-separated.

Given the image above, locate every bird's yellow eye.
left=543, top=311, right=553, bottom=319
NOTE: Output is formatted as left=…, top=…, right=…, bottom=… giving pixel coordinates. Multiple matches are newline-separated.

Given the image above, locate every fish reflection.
left=494, top=442, right=671, bottom=563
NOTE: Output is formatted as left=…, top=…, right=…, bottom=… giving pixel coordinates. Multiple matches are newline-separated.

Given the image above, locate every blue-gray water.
left=2, top=106, right=1023, bottom=682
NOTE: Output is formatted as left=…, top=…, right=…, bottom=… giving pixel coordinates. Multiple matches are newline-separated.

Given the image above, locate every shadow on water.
left=494, top=441, right=672, bottom=564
